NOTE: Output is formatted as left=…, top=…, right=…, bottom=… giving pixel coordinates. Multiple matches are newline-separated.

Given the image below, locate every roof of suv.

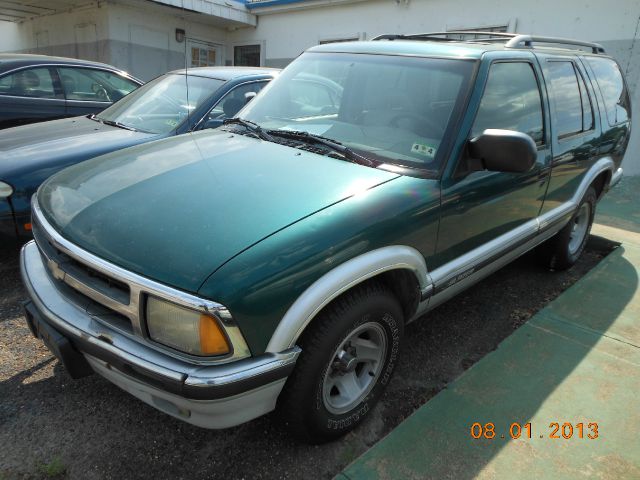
left=309, top=40, right=493, bottom=59
left=308, top=35, right=606, bottom=59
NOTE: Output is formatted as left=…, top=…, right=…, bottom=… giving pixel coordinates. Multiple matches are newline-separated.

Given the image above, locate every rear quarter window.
left=585, top=56, right=631, bottom=126
left=546, top=61, right=594, bottom=139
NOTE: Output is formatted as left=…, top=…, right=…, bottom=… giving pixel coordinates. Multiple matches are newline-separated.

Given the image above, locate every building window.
left=191, top=46, right=217, bottom=67
left=234, top=45, right=261, bottom=67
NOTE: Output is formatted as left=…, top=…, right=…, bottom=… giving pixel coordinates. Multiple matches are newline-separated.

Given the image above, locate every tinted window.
left=0, top=67, right=59, bottom=99
left=547, top=61, right=594, bottom=138
left=578, top=70, right=594, bottom=131
left=207, top=81, right=269, bottom=122
left=586, top=56, right=631, bottom=125
left=472, top=62, right=544, bottom=144
left=58, top=67, right=138, bottom=103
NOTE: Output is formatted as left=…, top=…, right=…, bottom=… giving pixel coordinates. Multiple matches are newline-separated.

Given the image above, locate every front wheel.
left=538, top=186, right=597, bottom=270
left=277, top=281, right=403, bottom=443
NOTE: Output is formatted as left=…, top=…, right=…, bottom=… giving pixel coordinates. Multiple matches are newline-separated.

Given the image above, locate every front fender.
left=197, top=175, right=440, bottom=355
left=265, top=245, right=430, bottom=353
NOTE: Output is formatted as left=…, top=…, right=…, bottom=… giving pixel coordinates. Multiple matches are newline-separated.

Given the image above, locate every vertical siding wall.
left=106, top=4, right=228, bottom=80
left=4, top=3, right=110, bottom=62
left=229, top=0, right=640, bottom=174
left=0, top=21, right=21, bottom=51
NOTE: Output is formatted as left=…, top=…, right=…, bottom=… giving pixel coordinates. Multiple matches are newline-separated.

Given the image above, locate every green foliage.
left=37, top=456, right=67, bottom=479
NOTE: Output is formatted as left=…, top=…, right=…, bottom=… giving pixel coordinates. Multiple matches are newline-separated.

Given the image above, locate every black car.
left=0, top=54, right=143, bottom=129
left=0, top=66, right=279, bottom=242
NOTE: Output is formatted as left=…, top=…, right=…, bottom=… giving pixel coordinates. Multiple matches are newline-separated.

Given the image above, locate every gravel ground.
left=0, top=236, right=616, bottom=480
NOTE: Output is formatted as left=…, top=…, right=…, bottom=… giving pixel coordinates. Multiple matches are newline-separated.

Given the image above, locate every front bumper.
left=20, top=241, right=300, bottom=428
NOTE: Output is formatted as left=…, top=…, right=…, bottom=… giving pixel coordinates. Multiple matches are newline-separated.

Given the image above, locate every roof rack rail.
left=372, top=31, right=518, bottom=42
left=505, top=34, right=605, bottom=54
left=372, top=31, right=606, bottom=54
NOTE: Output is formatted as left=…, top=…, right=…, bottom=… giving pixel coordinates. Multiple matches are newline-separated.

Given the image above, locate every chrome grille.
left=32, top=212, right=138, bottom=334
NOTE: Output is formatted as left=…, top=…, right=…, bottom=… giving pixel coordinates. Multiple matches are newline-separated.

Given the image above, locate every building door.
left=234, top=44, right=261, bottom=67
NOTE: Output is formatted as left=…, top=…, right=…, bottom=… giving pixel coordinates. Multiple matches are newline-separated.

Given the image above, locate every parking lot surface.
left=339, top=226, right=640, bottom=480
left=1, top=237, right=614, bottom=480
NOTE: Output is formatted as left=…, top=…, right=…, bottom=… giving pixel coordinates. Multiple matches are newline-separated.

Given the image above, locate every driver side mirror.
left=468, top=129, right=537, bottom=173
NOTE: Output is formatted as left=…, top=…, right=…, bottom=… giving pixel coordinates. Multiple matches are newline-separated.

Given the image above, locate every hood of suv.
left=38, top=129, right=399, bottom=292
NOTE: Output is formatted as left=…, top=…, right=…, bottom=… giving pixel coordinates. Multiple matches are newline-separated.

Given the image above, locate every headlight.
left=0, top=181, right=13, bottom=198
left=146, top=297, right=231, bottom=356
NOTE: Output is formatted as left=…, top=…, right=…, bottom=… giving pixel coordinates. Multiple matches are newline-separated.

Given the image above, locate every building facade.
left=1, top=0, right=639, bottom=173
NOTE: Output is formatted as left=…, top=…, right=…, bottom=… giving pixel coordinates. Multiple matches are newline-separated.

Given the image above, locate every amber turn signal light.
left=199, top=314, right=230, bottom=355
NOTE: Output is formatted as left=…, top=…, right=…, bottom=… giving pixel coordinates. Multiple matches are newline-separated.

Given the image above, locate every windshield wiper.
left=99, top=119, right=140, bottom=132
left=88, top=114, right=140, bottom=132
left=223, top=118, right=276, bottom=142
left=265, top=129, right=376, bottom=167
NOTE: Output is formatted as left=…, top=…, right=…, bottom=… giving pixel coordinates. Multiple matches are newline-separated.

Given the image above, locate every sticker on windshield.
left=411, top=142, right=437, bottom=159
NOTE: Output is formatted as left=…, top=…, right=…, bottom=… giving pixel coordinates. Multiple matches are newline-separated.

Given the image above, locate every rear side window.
left=472, top=62, right=544, bottom=145
left=586, top=56, right=631, bottom=125
left=58, top=67, right=139, bottom=103
left=0, top=67, right=60, bottom=99
left=546, top=61, right=594, bottom=139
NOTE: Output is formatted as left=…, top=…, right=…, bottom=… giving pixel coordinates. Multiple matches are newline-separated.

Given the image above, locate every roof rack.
left=505, top=35, right=605, bottom=54
left=372, top=31, right=606, bottom=54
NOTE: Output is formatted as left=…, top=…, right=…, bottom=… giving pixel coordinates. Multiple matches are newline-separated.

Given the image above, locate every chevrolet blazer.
left=20, top=32, right=630, bottom=443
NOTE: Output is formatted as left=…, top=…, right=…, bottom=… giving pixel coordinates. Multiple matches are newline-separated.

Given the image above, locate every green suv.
left=21, top=32, right=630, bottom=442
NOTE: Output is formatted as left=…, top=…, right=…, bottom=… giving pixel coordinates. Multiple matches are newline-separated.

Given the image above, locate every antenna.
left=182, top=0, right=190, bottom=125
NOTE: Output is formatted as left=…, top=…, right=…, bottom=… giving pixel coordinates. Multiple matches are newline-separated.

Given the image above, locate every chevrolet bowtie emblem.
left=47, top=258, right=65, bottom=281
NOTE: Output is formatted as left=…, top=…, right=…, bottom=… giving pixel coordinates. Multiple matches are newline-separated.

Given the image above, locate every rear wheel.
left=277, top=281, right=403, bottom=443
left=538, top=186, right=596, bottom=270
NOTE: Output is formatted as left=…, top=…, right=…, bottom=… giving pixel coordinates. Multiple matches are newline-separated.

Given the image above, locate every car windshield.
left=240, top=52, right=474, bottom=170
left=96, top=73, right=225, bottom=134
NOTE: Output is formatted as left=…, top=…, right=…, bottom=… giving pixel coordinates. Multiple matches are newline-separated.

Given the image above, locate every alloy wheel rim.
left=568, top=203, right=591, bottom=255
left=322, top=322, right=387, bottom=415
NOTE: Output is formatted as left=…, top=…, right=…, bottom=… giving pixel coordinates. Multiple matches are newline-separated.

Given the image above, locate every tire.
left=538, top=186, right=597, bottom=271
left=277, top=281, right=404, bottom=443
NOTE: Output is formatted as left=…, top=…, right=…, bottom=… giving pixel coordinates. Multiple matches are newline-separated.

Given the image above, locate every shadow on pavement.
left=340, top=234, right=640, bottom=479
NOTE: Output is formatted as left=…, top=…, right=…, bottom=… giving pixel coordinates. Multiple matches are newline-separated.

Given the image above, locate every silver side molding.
left=426, top=157, right=615, bottom=311
left=610, top=167, right=623, bottom=189
left=265, top=245, right=430, bottom=353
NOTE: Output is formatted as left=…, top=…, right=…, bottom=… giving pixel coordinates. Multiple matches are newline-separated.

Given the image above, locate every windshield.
left=96, top=73, right=225, bottom=134
left=240, top=52, right=474, bottom=170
